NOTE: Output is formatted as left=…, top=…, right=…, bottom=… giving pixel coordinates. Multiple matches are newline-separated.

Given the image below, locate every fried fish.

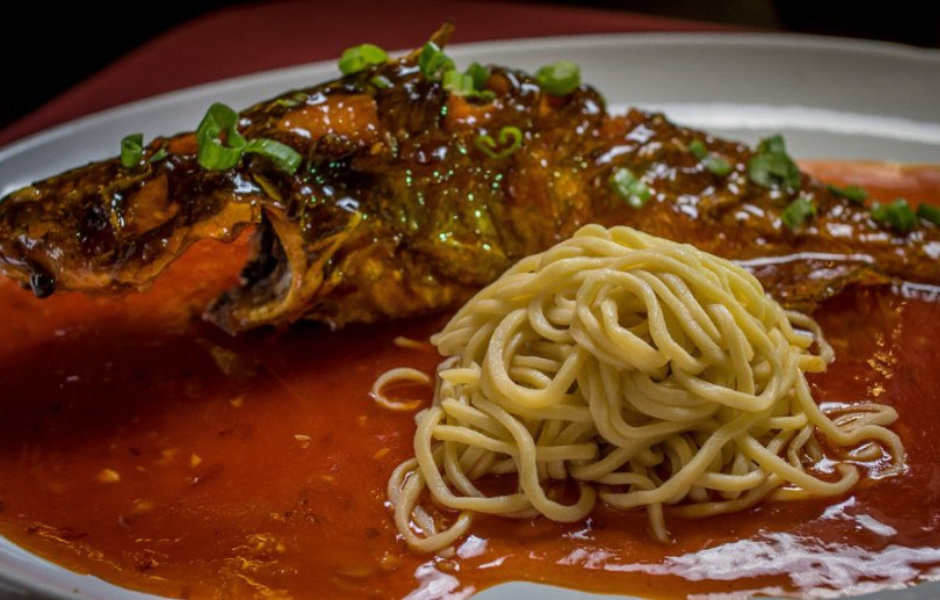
left=0, top=25, right=937, bottom=333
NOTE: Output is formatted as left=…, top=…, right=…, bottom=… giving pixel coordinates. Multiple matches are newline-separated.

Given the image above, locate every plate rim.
left=2, top=30, right=938, bottom=164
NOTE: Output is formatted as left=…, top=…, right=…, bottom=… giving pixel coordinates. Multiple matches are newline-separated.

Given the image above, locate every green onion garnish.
left=244, top=139, right=302, bottom=175
left=443, top=69, right=495, bottom=101
left=688, top=139, right=732, bottom=176
left=196, top=102, right=247, bottom=171
left=370, top=75, right=392, bottom=89
left=871, top=198, right=917, bottom=234
left=148, top=147, right=168, bottom=164
left=466, top=62, right=490, bottom=90
left=917, top=203, right=940, bottom=226
left=781, top=196, right=817, bottom=230
left=535, top=61, right=581, bottom=96
left=474, top=126, right=524, bottom=160
left=703, top=156, right=732, bottom=177
left=610, top=167, right=652, bottom=208
left=196, top=102, right=301, bottom=174
left=688, top=139, right=708, bottom=160
left=120, top=133, right=144, bottom=168
left=748, top=134, right=800, bottom=190
left=419, top=41, right=455, bottom=81
left=443, top=70, right=474, bottom=95
left=826, top=184, right=868, bottom=205
left=758, top=135, right=786, bottom=155
left=338, top=43, right=388, bottom=76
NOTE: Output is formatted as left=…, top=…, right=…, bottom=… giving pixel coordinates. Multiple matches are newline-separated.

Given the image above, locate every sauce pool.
left=0, top=163, right=938, bottom=599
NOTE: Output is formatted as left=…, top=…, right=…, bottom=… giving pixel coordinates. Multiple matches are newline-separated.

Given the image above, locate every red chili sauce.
left=0, top=162, right=938, bottom=599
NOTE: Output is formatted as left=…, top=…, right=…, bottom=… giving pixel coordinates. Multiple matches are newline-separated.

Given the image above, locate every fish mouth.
left=204, top=207, right=360, bottom=334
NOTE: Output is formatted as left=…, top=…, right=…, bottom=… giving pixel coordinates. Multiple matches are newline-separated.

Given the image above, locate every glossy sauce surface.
left=0, top=163, right=939, bottom=599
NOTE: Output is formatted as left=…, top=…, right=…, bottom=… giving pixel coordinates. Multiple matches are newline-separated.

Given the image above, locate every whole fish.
left=0, top=25, right=937, bottom=334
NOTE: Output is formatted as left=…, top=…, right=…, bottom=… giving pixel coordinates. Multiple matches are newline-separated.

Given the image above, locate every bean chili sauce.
left=0, top=162, right=938, bottom=599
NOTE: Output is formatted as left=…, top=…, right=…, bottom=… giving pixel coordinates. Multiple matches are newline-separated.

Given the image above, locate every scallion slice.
left=610, top=167, right=652, bottom=209
left=781, top=196, right=817, bottom=230
left=475, top=126, right=523, bottom=160
left=758, top=135, right=786, bottom=155
left=688, top=139, right=731, bottom=176
left=443, top=70, right=474, bottom=95
left=338, top=43, right=388, bottom=76
left=370, top=75, right=392, bottom=89
left=443, top=68, right=495, bottom=101
left=871, top=199, right=917, bottom=234
left=535, top=61, right=581, bottom=96
left=826, top=184, right=868, bottom=205
left=120, top=133, right=144, bottom=168
left=148, top=147, right=168, bottom=164
left=466, top=62, right=490, bottom=90
left=748, top=134, right=800, bottom=190
left=244, top=139, right=302, bottom=175
left=195, top=102, right=301, bottom=174
left=196, top=102, right=247, bottom=171
left=419, top=41, right=455, bottom=81
left=688, top=139, right=708, bottom=160
left=703, top=155, right=732, bottom=177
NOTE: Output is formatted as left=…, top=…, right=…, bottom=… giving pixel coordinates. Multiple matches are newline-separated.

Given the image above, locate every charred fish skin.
left=0, top=30, right=938, bottom=334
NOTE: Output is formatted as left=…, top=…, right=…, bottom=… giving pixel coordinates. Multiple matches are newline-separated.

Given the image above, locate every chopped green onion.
left=749, top=153, right=799, bottom=188
left=688, top=139, right=732, bottom=176
left=466, top=62, right=490, bottom=90
left=688, top=139, right=708, bottom=160
left=747, top=134, right=800, bottom=189
left=196, top=102, right=300, bottom=174
left=535, top=61, right=581, bottom=96
left=757, top=135, right=786, bottom=155
left=443, top=70, right=474, bottom=94
left=826, top=184, right=868, bottom=205
left=148, top=147, right=168, bottom=164
left=338, top=43, right=388, bottom=75
left=474, top=126, right=524, bottom=160
left=781, top=196, right=817, bottom=230
left=419, top=41, right=455, bottom=81
left=443, top=69, right=495, bottom=101
left=370, top=75, right=392, bottom=89
left=197, top=137, right=243, bottom=171
left=917, top=203, right=940, bottom=226
left=274, top=92, right=308, bottom=108
left=196, top=102, right=247, bottom=171
left=244, top=139, right=302, bottom=175
left=120, top=133, right=144, bottom=168
left=703, top=155, right=732, bottom=177
left=871, top=198, right=917, bottom=234
left=610, top=167, right=652, bottom=209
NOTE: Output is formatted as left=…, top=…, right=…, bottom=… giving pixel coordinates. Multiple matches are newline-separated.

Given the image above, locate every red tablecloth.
left=0, top=0, right=732, bottom=147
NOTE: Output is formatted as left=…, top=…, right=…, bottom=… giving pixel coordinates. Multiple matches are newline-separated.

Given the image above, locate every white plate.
left=0, top=32, right=938, bottom=600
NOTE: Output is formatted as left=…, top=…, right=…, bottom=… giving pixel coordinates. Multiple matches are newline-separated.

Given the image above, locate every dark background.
left=1, top=0, right=937, bottom=133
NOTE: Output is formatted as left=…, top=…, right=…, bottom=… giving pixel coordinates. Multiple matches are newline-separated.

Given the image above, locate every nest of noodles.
left=385, top=225, right=905, bottom=553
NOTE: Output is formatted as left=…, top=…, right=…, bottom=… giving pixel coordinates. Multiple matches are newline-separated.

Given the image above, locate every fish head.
left=0, top=152, right=261, bottom=298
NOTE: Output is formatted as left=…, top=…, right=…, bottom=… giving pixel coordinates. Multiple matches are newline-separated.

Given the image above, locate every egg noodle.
left=384, top=225, right=905, bottom=553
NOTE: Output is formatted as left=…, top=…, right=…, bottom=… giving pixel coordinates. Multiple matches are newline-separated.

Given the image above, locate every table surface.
left=0, top=0, right=734, bottom=148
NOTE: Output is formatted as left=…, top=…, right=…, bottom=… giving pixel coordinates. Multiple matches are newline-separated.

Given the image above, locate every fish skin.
left=0, top=36, right=937, bottom=333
